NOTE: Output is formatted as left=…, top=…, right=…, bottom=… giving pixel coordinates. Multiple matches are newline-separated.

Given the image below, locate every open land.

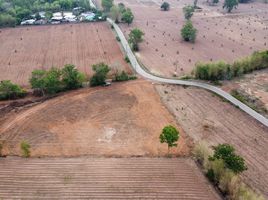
left=0, top=22, right=130, bottom=86
left=0, top=80, right=191, bottom=157
left=155, top=84, right=268, bottom=197
left=115, top=0, right=268, bottom=77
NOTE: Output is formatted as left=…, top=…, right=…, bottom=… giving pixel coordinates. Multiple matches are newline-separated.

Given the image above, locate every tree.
left=159, top=125, right=179, bottom=154
left=128, top=28, right=144, bottom=51
left=20, top=141, right=31, bottom=158
left=110, top=5, right=120, bottom=23
left=121, top=8, right=134, bottom=25
left=183, top=5, right=194, bottom=20
left=62, top=64, right=85, bottom=90
left=35, top=12, right=41, bottom=20
left=223, top=0, right=238, bottom=12
left=160, top=2, right=170, bottom=11
left=90, top=63, right=110, bottom=86
left=210, top=144, right=247, bottom=174
left=44, top=68, right=62, bottom=94
left=30, top=69, right=47, bottom=96
left=102, top=0, right=114, bottom=12
left=0, top=80, right=26, bottom=100
left=181, top=20, right=197, bottom=42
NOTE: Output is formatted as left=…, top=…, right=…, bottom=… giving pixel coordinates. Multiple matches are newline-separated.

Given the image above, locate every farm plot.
left=156, top=84, right=268, bottom=197
left=0, top=22, right=130, bottom=86
left=0, top=80, right=191, bottom=157
left=116, top=0, right=268, bottom=77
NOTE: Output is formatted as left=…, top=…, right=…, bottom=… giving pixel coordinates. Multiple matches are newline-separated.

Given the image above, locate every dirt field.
left=156, top=84, right=268, bottom=197
left=0, top=80, right=191, bottom=157
left=0, top=22, right=130, bottom=86
left=115, top=0, right=268, bottom=77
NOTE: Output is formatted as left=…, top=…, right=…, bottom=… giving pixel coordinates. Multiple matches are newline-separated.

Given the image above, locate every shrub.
left=121, top=8, right=134, bottom=25
left=161, top=2, right=170, bottom=11
left=62, top=64, right=85, bottom=90
left=0, top=14, right=16, bottom=27
left=193, top=141, right=213, bottom=167
left=116, top=36, right=121, bottom=41
left=159, top=125, right=179, bottom=154
left=128, top=28, right=144, bottom=51
left=90, top=63, right=110, bottom=86
left=183, top=5, right=194, bottom=20
left=125, top=56, right=130, bottom=63
left=0, top=80, right=27, bottom=100
left=114, top=70, right=136, bottom=81
left=20, top=141, right=31, bottom=158
left=181, top=20, right=197, bottom=43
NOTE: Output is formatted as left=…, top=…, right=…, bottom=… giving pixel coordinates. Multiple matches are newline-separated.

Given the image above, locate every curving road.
left=107, top=18, right=268, bottom=128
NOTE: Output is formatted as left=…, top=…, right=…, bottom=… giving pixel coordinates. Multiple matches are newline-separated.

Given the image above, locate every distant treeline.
left=0, top=0, right=90, bottom=27
left=194, top=50, right=268, bottom=81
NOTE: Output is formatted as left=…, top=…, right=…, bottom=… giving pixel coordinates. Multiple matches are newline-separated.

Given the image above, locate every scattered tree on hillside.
left=20, top=140, right=31, bottom=158
left=128, top=28, right=144, bottom=51
left=209, top=144, right=247, bottom=174
left=159, top=125, right=179, bottom=154
left=183, top=5, right=194, bottom=20
left=0, top=80, right=26, bottom=100
left=223, top=0, right=238, bottom=12
left=90, top=63, right=110, bottom=86
left=181, top=20, right=197, bottom=43
left=121, top=8, right=134, bottom=25
left=62, top=64, right=85, bottom=90
left=102, top=0, right=114, bottom=12
left=160, top=2, right=170, bottom=11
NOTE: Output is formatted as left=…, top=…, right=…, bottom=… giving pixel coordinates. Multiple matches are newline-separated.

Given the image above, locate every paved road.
left=108, top=18, right=268, bottom=128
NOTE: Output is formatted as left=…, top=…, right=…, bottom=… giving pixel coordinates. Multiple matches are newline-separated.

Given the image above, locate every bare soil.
left=115, top=0, right=268, bottom=77
left=0, top=22, right=130, bottom=86
left=0, top=80, right=191, bottom=157
left=156, top=84, right=268, bottom=197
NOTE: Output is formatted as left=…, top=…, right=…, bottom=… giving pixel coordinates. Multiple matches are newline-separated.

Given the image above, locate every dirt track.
left=156, top=84, right=268, bottom=197
left=116, top=0, right=268, bottom=77
left=0, top=80, right=191, bottom=157
left=0, top=22, right=130, bottom=86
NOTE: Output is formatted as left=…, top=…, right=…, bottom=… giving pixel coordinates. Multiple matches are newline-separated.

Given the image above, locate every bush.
left=181, top=20, right=197, bottom=43
left=62, top=64, right=85, bottom=90
left=128, top=28, right=144, bottom=51
left=183, top=5, right=194, bottom=20
left=20, top=141, right=30, bottom=158
left=116, top=36, right=121, bottom=41
left=161, top=2, right=170, bottom=11
left=114, top=70, right=136, bottom=81
left=0, top=14, right=16, bottom=27
left=125, top=56, right=130, bottom=63
left=193, top=141, right=213, bottom=167
left=90, top=63, right=110, bottom=86
left=0, top=80, right=27, bottom=100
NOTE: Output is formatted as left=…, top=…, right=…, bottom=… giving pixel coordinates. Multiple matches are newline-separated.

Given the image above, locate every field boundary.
left=107, top=18, right=268, bottom=128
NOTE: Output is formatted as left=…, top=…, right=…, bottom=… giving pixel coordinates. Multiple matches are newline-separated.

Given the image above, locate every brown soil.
left=0, top=22, right=130, bottom=86
left=0, top=80, right=191, bottom=157
left=156, top=84, right=268, bottom=197
left=115, top=0, right=268, bottom=77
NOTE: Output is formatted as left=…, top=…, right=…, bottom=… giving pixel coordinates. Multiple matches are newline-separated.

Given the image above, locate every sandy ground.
left=115, top=0, right=268, bottom=77
left=222, top=69, right=268, bottom=117
left=155, top=84, right=268, bottom=197
left=0, top=80, right=191, bottom=157
left=0, top=22, right=130, bottom=86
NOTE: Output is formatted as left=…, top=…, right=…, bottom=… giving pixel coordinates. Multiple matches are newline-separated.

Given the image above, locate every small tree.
left=90, top=63, right=110, bottom=86
left=128, top=28, right=144, bottom=51
left=44, top=68, right=62, bottom=94
left=30, top=69, right=47, bottom=96
left=159, top=125, right=179, bottom=154
left=101, top=0, right=114, bottom=12
left=62, top=64, right=85, bottom=90
left=183, top=5, right=194, bottom=20
left=20, top=141, right=31, bottom=158
left=161, top=2, right=170, bottom=11
left=210, top=144, right=247, bottom=174
left=121, top=8, right=134, bottom=25
left=223, top=0, right=238, bottom=13
left=181, top=20, right=197, bottom=42
left=110, top=5, right=121, bottom=23
left=0, top=80, right=26, bottom=100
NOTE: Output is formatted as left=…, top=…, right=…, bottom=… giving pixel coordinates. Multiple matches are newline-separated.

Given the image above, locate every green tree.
left=0, top=80, right=26, bottom=100
left=223, top=0, right=238, bottom=12
left=128, top=28, right=144, bottom=51
left=62, top=64, right=85, bottom=90
left=181, top=20, right=197, bottom=42
left=110, top=5, right=120, bottom=23
left=30, top=69, right=47, bottom=96
left=210, top=144, right=247, bottom=174
left=159, top=125, right=179, bottom=154
left=160, top=2, right=170, bottom=11
left=102, top=0, right=114, bottom=12
left=44, top=68, right=62, bottom=94
left=183, top=5, right=194, bottom=20
left=20, top=141, right=31, bottom=158
left=90, top=63, right=110, bottom=86
left=121, top=8, right=134, bottom=25
left=0, top=14, right=16, bottom=27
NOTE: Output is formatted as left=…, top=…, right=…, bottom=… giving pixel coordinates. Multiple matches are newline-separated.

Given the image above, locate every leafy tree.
left=160, top=2, right=170, bottom=11
left=183, top=5, right=194, bottom=20
left=102, top=0, right=114, bottom=12
left=90, top=63, right=110, bottom=86
left=44, top=68, right=62, bottom=94
left=110, top=5, right=120, bottom=23
left=0, top=14, right=16, bottom=27
left=30, top=69, right=47, bottom=96
left=223, top=0, right=238, bottom=12
left=20, top=141, right=30, bottom=158
left=159, top=125, right=179, bottom=154
left=181, top=20, right=197, bottom=42
left=0, top=80, right=26, bottom=100
left=118, top=2, right=126, bottom=13
left=62, top=64, right=85, bottom=90
left=121, top=8, right=134, bottom=25
left=128, top=28, right=144, bottom=51
left=210, top=144, right=247, bottom=174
